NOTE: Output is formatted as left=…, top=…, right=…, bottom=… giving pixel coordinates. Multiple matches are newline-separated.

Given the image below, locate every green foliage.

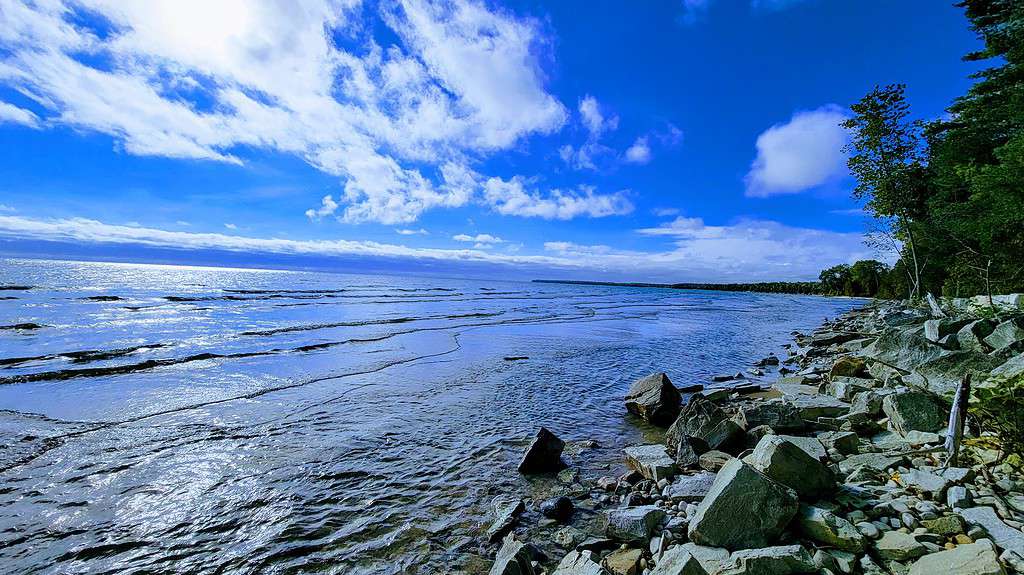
left=818, top=260, right=892, bottom=297
left=972, top=373, right=1024, bottom=460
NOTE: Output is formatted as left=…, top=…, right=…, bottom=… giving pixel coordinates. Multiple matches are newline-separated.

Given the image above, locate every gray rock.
left=625, top=444, right=677, bottom=481
left=551, top=550, right=610, bottom=575
left=605, top=505, right=667, bottom=543
left=856, top=521, right=880, bottom=539
left=650, top=546, right=709, bottom=575
left=775, top=435, right=827, bottom=461
left=667, top=472, right=717, bottom=502
left=882, top=390, right=949, bottom=436
left=518, top=427, right=565, bottom=473
left=957, top=319, right=996, bottom=352
left=785, top=394, right=849, bottom=420
left=672, top=435, right=710, bottom=468
left=698, top=450, right=733, bottom=472
left=899, top=469, right=950, bottom=497
left=992, top=351, right=1024, bottom=380
left=984, top=317, right=1024, bottom=351
left=553, top=527, right=588, bottom=549
left=818, top=431, right=859, bottom=454
left=687, top=458, right=799, bottom=551
left=920, top=515, right=966, bottom=536
left=827, top=377, right=874, bottom=401
left=831, top=356, right=868, bottom=378
left=719, top=544, right=816, bottom=575
left=874, top=530, right=927, bottom=561
left=862, top=327, right=950, bottom=371
left=959, top=506, right=1024, bottom=557
left=679, top=544, right=730, bottom=575
left=490, top=534, right=536, bottom=575
left=794, top=504, right=866, bottom=553
left=626, top=372, right=683, bottom=426
left=947, top=485, right=972, bottom=509
left=666, top=396, right=736, bottom=453
left=738, top=401, right=805, bottom=432
left=745, top=435, right=834, bottom=500
left=540, top=496, right=574, bottom=522
left=924, top=318, right=973, bottom=342
left=907, top=541, right=1006, bottom=575
left=839, top=452, right=905, bottom=474
left=904, top=350, right=1002, bottom=395
left=850, top=391, right=883, bottom=416
left=487, top=496, right=526, bottom=542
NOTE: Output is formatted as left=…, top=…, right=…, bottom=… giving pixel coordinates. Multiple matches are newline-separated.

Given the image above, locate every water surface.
left=0, top=258, right=863, bottom=574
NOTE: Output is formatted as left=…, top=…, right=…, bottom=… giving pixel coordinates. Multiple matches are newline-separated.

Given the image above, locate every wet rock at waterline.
left=518, top=427, right=565, bottom=473
left=625, top=372, right=682, bottom=426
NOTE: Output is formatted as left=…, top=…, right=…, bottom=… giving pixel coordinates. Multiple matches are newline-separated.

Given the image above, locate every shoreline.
left=485, top=297, right=1024, bottom=575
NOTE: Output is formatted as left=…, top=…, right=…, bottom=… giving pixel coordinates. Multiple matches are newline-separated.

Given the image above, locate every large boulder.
left=719, top=545, right=816, bottom=575
left=625, top=444, right=676, bottom=481
left=861, top=327, right=950, bottom=371
left=745, top=435, right=834, bottom=500
left=490, top=534, right=536, bottom=575
left=487, top=496, right=525, bottom=542
left=666, top=472, right=717, bottom=502
left=907, top=541, right=1006, bottom=575
left=518, top=427, right=565, bottom=473
left=904, top=350, right=1001, bottom=395
left=672, top=435, right=710, bottom=468
left=666, top=396, right=741, bottom=454
left=737, top=401, right=804, bottom=432
left=830, top=356, right=867, bottom=378
left=785, top=394, right=849, bottom=420
left=874, top=530, right=927, bottom=561
left=626, top=372, right=683, bottom=426
left=984, top=317, right=1024, bottom=351
left=649, top=546, right=708, bottom=575
left=924, top=318, right=972, bottom=342
left=551, top=550, right=610, bottom=575
left=605, top=505, right=667, bottom=543
left=882, top=390, right=949, bottom=436
left=992, top=351, right=1024, bottom=380
left=958, top=506, right=1024, bottom=557
left=793, top=504, right=866, bottom=553
left=687, top=458, right=799, bottom=550
left=602, top=548, right=641, bottom=575
left=957, top=319, right=997, bottom=352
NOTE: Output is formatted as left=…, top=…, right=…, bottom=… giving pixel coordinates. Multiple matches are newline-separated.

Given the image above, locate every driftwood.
left=926, top=292, right=947, bottom=319
left=944, top=373, right=971, bottom=467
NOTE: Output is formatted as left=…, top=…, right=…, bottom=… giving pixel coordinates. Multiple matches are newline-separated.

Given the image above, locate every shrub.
left=971, top=373, right=1024, bottom=464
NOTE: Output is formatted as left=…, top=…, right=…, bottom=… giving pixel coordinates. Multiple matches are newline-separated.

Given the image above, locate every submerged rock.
left=625, top=372, right=683, bottom=426
left=518, top=427, right=565, bottom=473
left=687, top=458, right=798, bottom=551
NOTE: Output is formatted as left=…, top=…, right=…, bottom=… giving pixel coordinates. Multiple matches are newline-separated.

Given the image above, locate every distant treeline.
left=534, top=279, right=827, bottom=296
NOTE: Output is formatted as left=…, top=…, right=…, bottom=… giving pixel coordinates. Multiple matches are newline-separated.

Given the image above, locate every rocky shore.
left=485, top=296, right=1024, bottom=575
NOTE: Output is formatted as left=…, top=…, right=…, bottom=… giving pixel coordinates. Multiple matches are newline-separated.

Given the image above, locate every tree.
left=819, top=264, right=852, bottom=296
left=850, top=260, right=888, bottom=297
left=842, top=85, right=931, bottom=299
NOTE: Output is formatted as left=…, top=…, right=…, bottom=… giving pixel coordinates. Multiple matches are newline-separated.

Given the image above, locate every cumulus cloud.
left=578, top=95, right=618, bottom=138
left=305, top=195, right=340, bottom=220
left=745, top=105, right=850, bottom=197
left=0, top=0, right=571, bottom=224
left=453, top=233, right=503, bottom=244
left=396, top=228, right=429, bottom=235
left=0, top=101, right=40, bottom=127
left=624, top=136, right=652, bottom=164
left=0, top=214, right=875, bottom=282
left=483, top=176, right=634, bottom=220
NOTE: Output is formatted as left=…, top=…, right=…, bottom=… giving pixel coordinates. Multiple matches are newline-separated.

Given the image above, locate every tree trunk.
left=945, top=373, right=971, bottom=467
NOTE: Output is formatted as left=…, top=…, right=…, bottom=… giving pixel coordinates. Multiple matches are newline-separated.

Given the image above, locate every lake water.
left=0, top=258, right=864, bottom=574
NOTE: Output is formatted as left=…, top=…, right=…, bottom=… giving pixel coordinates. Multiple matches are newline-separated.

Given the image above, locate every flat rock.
left=687, top=458, right=799, bottom=551
left=818, top=430, right=858, bottom=454
left=603, top=548, right=642, bottom=575
left=650, top=546, right=709, bottom=575
left=881, top=390, right=949, bottom=436
left=518, top=427, right=565, bottom=473
left=920, top=515, right=966, bottom=537
left=698, top=450, right=733, bottom=472
left=667, top=472, right=717, bottom=502
left=899, top=469, right=949, bottom=496
left=679, top=544, right=730, bottom=575
left=745, top=435, right=834, bottom=501
left=775, top=435, right=827, bottom=462
left=959, top=506, right=1024, bottom=556
left=794, top=504, right=866, bottom=553
left=984, top=317, right=1024, bottom=351
left=626, top=373, right=683, bottom=426
left=904, top=350, right=1001, bottom=395
left=861, top=327, right=950, bottom=371
left=738, top=401, right=805, bottom=432
left=838, top=452, right=906, bottom=474
left=785, top=394, right=849, bottom=420
left=720, top=544, right=816, bottom=575
left=875, top=530, right=927, bottom=561
left=625, top=444, right=676, bottom=481
left=487, top=496, right=526, bottom=542
left=552, top=550, right=610, bottom=575
left=907, top=541, right=1005, bottom=575
left=605, top=505, right=666, bottom=544
left=490, top=534, right=536, bottom=575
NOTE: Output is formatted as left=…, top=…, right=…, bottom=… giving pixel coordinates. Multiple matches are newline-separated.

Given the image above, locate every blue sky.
left=0, top=0, right=983, bottom=281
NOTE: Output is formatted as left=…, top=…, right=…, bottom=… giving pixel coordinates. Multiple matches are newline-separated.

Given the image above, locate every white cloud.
left=578, top=95, right=618, bottom=138
left=0, top=101, right=40, bottom=127
left=224, top=223, right=237, bottom=230
left=624, top=136, right=651, bottom=164
left=305, top=195, right=340, bottom=220
left=0, top=0, right=570, bottom=224
left=651, top=207, right=680, bottom=217
left=0, top=214, right=876, bottom=281
left=745, top=105, right=850, bottom=197
left=396, top=228, right=429, bottom=235
left=175, top=220, right=190, bottom=226
left=453, top=233, right=503, bottom=243
left=482, top=176, right=634, bottom=220
left=0, top=204, right=16, bottom=213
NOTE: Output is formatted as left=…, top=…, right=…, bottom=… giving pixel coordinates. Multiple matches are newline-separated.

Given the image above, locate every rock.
left=775, top=434, right=827, bottom=462
left=947, top=486, right=972, bottom=509
left=650, top=546, right=709, bottom=575
left=903, top=430, right=941, bottom=446
left=552, top=550, right=610, bottom=575
left=626, top=373, right=683, bottom=426
left=605, top=505, right=667, bottom=543
left=839, top=452, right=906, bottom=474
left=958, top=506, right=1024, bottom=557
left=720, top=545, right=816, bottom=575
left=921, top=515, right=966, bottom=536
left=831, top=356, right=868, bottom=378
left=785, top=394, right=849, bottom=420
left=907, top=541, right=1006, bottom=575
left=924, top=318, right=972, bottom=342
left=745, top=435, right=834, bottom=500
left=862, top=327, right=950, bottom=371
left=540, top=496, right=574, bottom=522
left=856, top=521, right=880, bottom=539
left=957, top=319, right=997, bottom=352
left=687, top=458, right=799, bottom=550
left=666, top=396, right=733, bottom=452
left=899, top=469, right=950, bottom=497
left=518, top=427, right=565, bottom=473
left=672, top=435, right=710, bottom=468
left=702, top=388, right=730, bottom=402
left=850, top=390, right=884, bottom=416
left=984, top=317, right=1024, bottom=351
left=667, top=472, right=717, bottom=502
left=794, top=504, right=866, bottom=553
left=810, top=332, right=861, bottom=346
left=603, top=548, right=642, bottom=575
left=756, top=355, right=781, bottom=367
left=875, top=530, right=927, bottom=561
left=992, top=351, right=1024, bottom=380
left=698, top=450, right=733, bottom=472
left=738, top=401, right=805, bottom=432
left=1001, top=549, right=1024, bottom=573
left=827, top=377, right=874, bottom=401
left=625, top=444, right=677, bottom=481
left=818, top=431, right=859, bottom=454
left=490, top=534, right=536, bottom=575
left=882, top=390, right=950, bottom=436
left=679, top=544, right=731, bottom=575
left=702, top=419, right=745, bottom=452
left=904, top=350, right=1002, bottom=395
left=553, top=527, right=589, bottom=549
left=487, top=496, right=526, bottom=542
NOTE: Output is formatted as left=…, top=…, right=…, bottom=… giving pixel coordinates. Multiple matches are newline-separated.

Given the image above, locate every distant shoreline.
left=533, top=278, right=832, bottom=296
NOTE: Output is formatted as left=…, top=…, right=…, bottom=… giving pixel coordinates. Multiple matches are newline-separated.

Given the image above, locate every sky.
left=0, top=0, right=985, bottom=282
